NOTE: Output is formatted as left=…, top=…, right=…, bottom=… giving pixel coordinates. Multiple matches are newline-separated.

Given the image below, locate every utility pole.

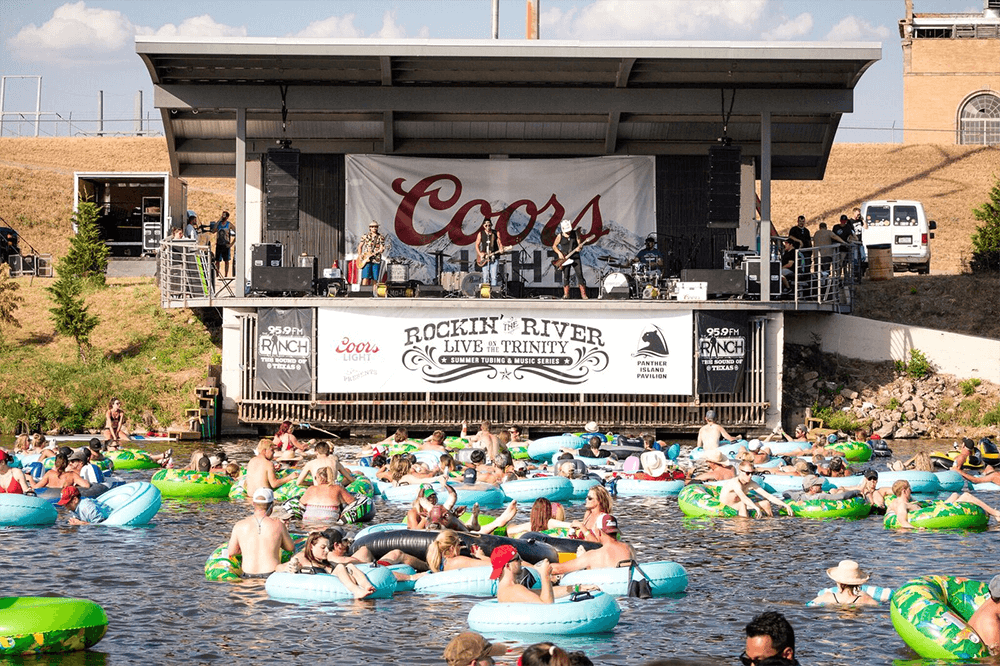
left=526, top=0, right=539, bottom=39
left=492, top=0, right=499, bottom=38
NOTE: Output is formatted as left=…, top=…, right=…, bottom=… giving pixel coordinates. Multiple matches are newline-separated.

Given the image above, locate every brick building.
left=899, top=0, right=1000, bottom=144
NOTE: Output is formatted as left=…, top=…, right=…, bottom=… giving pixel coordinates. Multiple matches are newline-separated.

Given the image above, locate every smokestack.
left=526, top=0, right=539, bottom=39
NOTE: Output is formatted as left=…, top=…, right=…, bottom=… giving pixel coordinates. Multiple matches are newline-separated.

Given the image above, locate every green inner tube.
left=785, top=495, right=872, bottom=519
left=0, top=597, right=108, bottom=655
left=826, top=440, right=873, bottom=463
left=151, top=468, right=233, bottom=498
left=106, top=449, right=158, bottom=470
left=884, top=501, right=989, bottom=530
left=890, top=575, right=990, bottom=660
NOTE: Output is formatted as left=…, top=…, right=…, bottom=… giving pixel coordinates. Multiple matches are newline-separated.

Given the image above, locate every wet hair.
left=962, top=438, right=976, bottom=451
left=388, top=455, right=412, bottom=482
left=426, top=529, right=462, bottom=573
left=224, top=462, right=240, bottom=477
left=275, top=421, right=293, bottom=437
left=470, top=449, right=486, bottom=464
left=745, top=610, right=795, bottom=656
left=314, top=441, right=330, bottom=455
left=53, top=454, right=68, bottom=474
left=520, top=642, right=570, bottom=666
left=589, top=436, right=601, bottom=448
left=393, top=427, right=408, bottom=442
left=530, top=498, right=554, bottom=532
left=892, top=479, right=910, bottom=496
left=315, top=467, right=331, bottom=484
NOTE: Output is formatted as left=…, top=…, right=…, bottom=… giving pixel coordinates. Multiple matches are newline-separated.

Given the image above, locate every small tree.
left=63, top=201, right=109, bottom=285
left=0, top=263, right=24, bottom=336
left=47, top=274, right=99, bottom=360
left=971, top=175, right=1000, bottom=272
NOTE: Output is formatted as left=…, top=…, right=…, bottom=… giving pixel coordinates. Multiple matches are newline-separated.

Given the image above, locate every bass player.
left=476, top=216, right=506, bottom=288
left=356, top=220, right=386, bottom=286
left=552, top=218, right=590, bottom=299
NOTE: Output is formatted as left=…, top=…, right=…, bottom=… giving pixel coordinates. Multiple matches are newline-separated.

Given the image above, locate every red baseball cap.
left=489, top=545, right=519, bottom=580
left=596, top=513, right=620, bottom=536
left=57, top=486, right=81, bottom=506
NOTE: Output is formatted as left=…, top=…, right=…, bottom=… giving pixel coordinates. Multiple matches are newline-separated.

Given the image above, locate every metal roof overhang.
left=135, top=38, right=880, bottom=180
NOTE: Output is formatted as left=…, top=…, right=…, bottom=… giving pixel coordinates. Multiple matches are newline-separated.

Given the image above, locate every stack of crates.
left=186, top=380, right=219, bottom=440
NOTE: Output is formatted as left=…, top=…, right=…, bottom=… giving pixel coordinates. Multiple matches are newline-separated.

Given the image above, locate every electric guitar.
left=552, top=235, right=594, bottom=269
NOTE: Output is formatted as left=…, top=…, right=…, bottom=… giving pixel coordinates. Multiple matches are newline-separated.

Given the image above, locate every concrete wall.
left=903, top=38, right=1000, bottom=144
left=786, top=313, right=1000, bottom=382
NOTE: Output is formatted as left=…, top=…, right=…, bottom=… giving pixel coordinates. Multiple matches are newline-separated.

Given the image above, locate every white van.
left=860, top=200, right=936, bottom=274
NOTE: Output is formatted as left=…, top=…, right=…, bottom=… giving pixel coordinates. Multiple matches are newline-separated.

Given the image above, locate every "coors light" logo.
left=391, top=173, right=612, bottom=247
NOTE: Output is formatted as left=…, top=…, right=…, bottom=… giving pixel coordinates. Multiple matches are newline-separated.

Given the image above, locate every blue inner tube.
left=527, top=435, right=585, bottom=461
left=613, top=478, right=684, bottom=497
left=501, top=477, right=573, bottom=503
left=414, top=564, right=542, bottom=597
left=265, top=564, right=397, bottom=602
left=559, top=560, right=688, bottom=597
left=468, top=591, right=621, bottom=636
left=0, top=494, right=58, bottom=527
left=97, top=481, right=162, bottom=527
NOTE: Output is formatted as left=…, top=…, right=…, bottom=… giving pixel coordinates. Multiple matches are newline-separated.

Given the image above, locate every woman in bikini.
left=299, top=468, right=355, bottom=526
left=103, top=398, right=131, bottom=444
left=506, top=498, right=571, bottom=539
left=570, top=484, right=613, bottom=542
left=0, top=451, right=30, bottom=495
left=285, top=532, right=376, bottom=599
left=809, top=560, right=878, bottom=606
left=424, top=529, right=491, bottom=572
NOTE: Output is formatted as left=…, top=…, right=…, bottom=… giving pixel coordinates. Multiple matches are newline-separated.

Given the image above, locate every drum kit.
left=597, top=254, right=669, bottom=300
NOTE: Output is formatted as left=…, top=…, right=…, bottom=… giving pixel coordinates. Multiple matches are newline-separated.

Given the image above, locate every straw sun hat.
left=826, top=560, right=870, bottom=586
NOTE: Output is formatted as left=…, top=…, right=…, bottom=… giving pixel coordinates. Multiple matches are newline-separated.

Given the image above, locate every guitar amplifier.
left=251, top=243, right=283, bottom=268
left=744, top=259, right=782, bottom=297
left=679, top=269, right=745, bottom=296
left=250, top=266, right=313, bottom=295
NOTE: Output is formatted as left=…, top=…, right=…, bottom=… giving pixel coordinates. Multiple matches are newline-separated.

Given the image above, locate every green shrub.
left=982, top=402, right=1000, bottom=426
left=960, top=378, right=982, bottom=396
left=896, top=348, right=932, bottom=379
left=888, top=397, right=901, bottom=411
left=811, top=404, right=870, bottom=433
left=971, top=174, right=1000, bottom=273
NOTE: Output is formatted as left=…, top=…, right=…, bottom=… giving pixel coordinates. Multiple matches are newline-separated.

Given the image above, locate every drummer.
left=635, top=235, right=664, bottom=271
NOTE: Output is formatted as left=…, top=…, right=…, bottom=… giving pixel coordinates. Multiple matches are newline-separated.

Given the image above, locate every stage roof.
left=136, top=38, right=880, bottom=179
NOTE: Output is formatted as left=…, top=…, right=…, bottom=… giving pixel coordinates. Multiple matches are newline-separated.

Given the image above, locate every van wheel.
left=916, top=262, right=930, bottom=275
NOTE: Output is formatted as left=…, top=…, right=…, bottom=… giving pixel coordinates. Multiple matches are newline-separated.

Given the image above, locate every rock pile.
left=783, top=344, right=1000, bottom=440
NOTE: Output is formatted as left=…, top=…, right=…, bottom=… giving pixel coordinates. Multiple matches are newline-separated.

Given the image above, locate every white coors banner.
left=317, top=307, right=692, bottom=395
left=345, top=155, right=656, bottom=287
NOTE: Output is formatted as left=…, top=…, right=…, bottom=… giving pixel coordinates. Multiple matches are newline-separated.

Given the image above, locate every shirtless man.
left=550, top=514, right=635, bottom=575
left=719, top=463, right=790, bottom=517
left=490, top=545, right=596, bottom=604
left=227, top=488, right=294, bottom=578
left=959, top=465, right=1000, bottom=487
left=245, top=440, right=281, bottom=497
left=952, top=438, right=977, bottom=471
left=421, top=430, right=449, bottom=453
left=690, top=449, right=736, bottom=483
left=463, top=420, right=499, bottom=463
left=697, top=410, right=734, bottom=452
left=295, top=441, right=355, bottom=487
left=969, top=575, right=1000, bottom=655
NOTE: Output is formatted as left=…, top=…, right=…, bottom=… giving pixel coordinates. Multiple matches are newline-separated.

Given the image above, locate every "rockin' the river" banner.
left=316, top=307, right=692, bottom=395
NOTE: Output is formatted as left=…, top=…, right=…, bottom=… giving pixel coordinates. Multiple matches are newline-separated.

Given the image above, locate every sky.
left=0, top=0, right=985, bottom=142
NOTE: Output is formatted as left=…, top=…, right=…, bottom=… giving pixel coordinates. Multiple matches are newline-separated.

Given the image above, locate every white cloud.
left=374, top=11, right=407, bottom=39
left=8, top=1, right=138, bottom=59
left=151, top=15, right=247, bottom=39
left=293, top=14, right=364, bottom=39
left=541, top=0, right=771, bottom=40
left=825, top=15, right=890, bottom=42
left=762, top=12, right=813, bottom=40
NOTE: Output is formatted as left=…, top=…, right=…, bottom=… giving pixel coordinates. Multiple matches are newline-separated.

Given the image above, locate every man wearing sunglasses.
left=490, top=545, right=597, bottom=604
left=742, top=611, right=799, bottom=665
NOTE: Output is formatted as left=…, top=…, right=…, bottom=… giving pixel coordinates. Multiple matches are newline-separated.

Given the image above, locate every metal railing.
left=788, top=244, right=859, bottom=308
left=157, top=239, right=215, bottom=307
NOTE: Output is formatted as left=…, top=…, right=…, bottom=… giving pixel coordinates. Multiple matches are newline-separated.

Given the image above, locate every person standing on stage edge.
left=357, top=220, right=386, bottom=287
left=212, top=210, right=236, bottom=278
left=476, top=217, right=506, bottom=289
left=553, top=219, right=589, bottom=299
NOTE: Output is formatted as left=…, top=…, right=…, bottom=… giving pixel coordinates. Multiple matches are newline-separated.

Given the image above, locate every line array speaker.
left=708, top=145, right=741, bottom=228
left=266, top=148, right=300, bottom=231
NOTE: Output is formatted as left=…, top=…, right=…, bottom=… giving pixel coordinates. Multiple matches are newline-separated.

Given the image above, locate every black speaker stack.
left=708, top=145, right=741, bottom=228
left=265, top=148, right=300, bottom=231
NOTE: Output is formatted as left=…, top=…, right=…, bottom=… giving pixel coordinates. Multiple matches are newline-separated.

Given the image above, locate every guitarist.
left=552, top=219, right=589, bottom=299
left=476, top=217, right=506, bottom=288
left=356, top=220, right=386, bottom=286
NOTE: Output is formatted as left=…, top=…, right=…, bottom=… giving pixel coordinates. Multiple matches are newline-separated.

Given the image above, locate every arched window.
left=959, top=92, right=1000, bottom=145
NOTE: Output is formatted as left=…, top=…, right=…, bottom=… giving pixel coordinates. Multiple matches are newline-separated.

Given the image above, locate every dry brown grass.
left=773, top=143, right=1000, bottom=274
left=0, top=137, right=234, bottom=260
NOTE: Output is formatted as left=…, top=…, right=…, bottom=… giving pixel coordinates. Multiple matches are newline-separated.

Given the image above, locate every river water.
left=3, top=437, right=997, bottom=666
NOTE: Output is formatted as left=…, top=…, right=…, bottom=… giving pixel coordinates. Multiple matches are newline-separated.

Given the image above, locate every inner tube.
left=339, top=495, right=376, bottom=524
left=890, top=575, right=990, bottom=660
left=826, top=440, right=873, bottom=462
left=0, top=494, right=58, bottom=527
left=527, top=435, right=584, bottom=461
left=875, top=471, right=939, bottom=495
left=934, top=470, right=966, bottom=493
left=613, top=478, right=684, bottom=497
left=230, top=468, right=298, bottom=500
left=353, top=522, right=406, bottom=541
left=0, top=597, right=108, bottom=655
left=677, top=484, right=787, bottom=518
left=468, top=591, right=621, bottom=635
left=807, top=584, right=893, bottom=606
left=265, top=565, right=397, bottom=602
left=501, top=477, right=573, bottom=503
left=96, top=481, right=162, bottom=527
left=105, top=449, right=158, bottom=471
left=570, top=478, right=600, bottom=499
left=350, top=529, right=559, bottom=565
left=151, top=469, right=233, bottom=498
left=518, top=532, right=600, bottom=560
left=784, top=495, right=871, bottom=520
left=414, top=564, right=541, bottom=597
left=559, top=561, right=688, bottom=597
left=204, top=536, right=303, bottom=582
left=884, top=501, right=988, bottom=530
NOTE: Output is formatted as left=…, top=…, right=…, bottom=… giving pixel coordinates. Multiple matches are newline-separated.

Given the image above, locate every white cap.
left=252, top=488, right=274, bottom=504
left=748, top=439, right=762, bottom=452
left=560, top=219, right=573, bottom=234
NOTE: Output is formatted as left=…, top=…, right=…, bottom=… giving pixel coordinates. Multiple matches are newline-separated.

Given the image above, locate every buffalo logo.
left=633, top=325, right=669, bottom=358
